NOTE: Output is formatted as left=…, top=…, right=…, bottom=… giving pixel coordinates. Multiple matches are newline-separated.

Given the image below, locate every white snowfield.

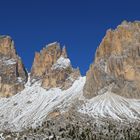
left=0, top=75, right=140, bottom=132
left=0, top=76, right=85, bottom=131
left=79, top=88, right=140, bottom=121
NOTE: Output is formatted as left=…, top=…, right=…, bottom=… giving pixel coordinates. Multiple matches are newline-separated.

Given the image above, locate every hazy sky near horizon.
left=0, top=0, right=140, bottom=75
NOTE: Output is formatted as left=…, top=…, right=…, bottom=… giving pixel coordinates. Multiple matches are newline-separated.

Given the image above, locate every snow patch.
left=17, top=77, right=23, bottom=83
left=46, top=42, right=60, bottom=48
left=0, top=58, right=16, bottom=65
left=52, top=56, right=71, bottom=70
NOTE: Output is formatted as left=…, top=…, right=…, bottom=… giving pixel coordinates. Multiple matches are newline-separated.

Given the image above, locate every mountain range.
left=0, top=21, right=140, bottom=139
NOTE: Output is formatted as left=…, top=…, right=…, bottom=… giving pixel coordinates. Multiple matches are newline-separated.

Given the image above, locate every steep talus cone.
left=84, top=21, right=140, bottom=99
left=0, top=36, right=28, bottom=97
left=31, top=42, right=80, bottom=90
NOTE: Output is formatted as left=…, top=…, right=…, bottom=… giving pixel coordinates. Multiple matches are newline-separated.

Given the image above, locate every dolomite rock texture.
left=31, top=42, right=80, bottom=90
left=0, top=36, right=27, bottom=97
left=84, top=21, right=140, bottom=99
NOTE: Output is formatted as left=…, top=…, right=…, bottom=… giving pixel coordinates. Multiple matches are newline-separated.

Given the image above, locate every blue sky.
left=0, top=0, right=140, bottom=75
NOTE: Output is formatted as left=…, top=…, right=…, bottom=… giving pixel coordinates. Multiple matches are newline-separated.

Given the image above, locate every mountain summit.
left=0, top=21, right=140, bottom=139
left=31, top=42, right=80, bottom=90
left=0, top=36, right=27, bottom=97
left=84, top=21, right=140, bottom=99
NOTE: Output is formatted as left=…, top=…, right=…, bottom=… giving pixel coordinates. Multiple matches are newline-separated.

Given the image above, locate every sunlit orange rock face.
left=84, top=21, right=140, bottom=99
left=0, top=36, right=28, bottom=97
left=31, top=43, right=62, bottom=79
left=31, top=42, right=80, bottom=90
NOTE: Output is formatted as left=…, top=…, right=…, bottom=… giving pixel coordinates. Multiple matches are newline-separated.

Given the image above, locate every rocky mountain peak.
left=84, top=21, right=140, bottom=99
left=31, top=42, right=80, bottom=90
left=0, top=36, right=28, bottom=97
left=31, top=42, right=62, bottom=79
left=0, top=35, right=16, bottom=58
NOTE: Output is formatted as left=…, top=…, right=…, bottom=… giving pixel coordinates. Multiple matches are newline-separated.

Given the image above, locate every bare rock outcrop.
left=31, top=42, right=80, bottom=90
left=84, top=21, right=140, bottom=99
left=0, top=36, right=28, bottom=97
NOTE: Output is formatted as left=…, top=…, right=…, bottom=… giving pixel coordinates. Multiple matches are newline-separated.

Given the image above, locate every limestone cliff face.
left=31, top=42, right=80, bottom=90
left=84, top=21, right=140, bottom=99
left=0, top=36, right=28, bottom=97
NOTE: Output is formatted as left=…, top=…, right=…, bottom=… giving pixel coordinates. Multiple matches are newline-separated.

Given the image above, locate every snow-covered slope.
left=0, top=77, right=85, bottom=131
left=79, top=87, right=140, bottom=121
left=0, top=74, right=140, bottom=132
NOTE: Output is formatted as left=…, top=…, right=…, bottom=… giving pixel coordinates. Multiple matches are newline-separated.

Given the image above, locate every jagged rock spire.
left=0, top=35, right=28, bottom=97
left=31, top=42, right=80, bottom=90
